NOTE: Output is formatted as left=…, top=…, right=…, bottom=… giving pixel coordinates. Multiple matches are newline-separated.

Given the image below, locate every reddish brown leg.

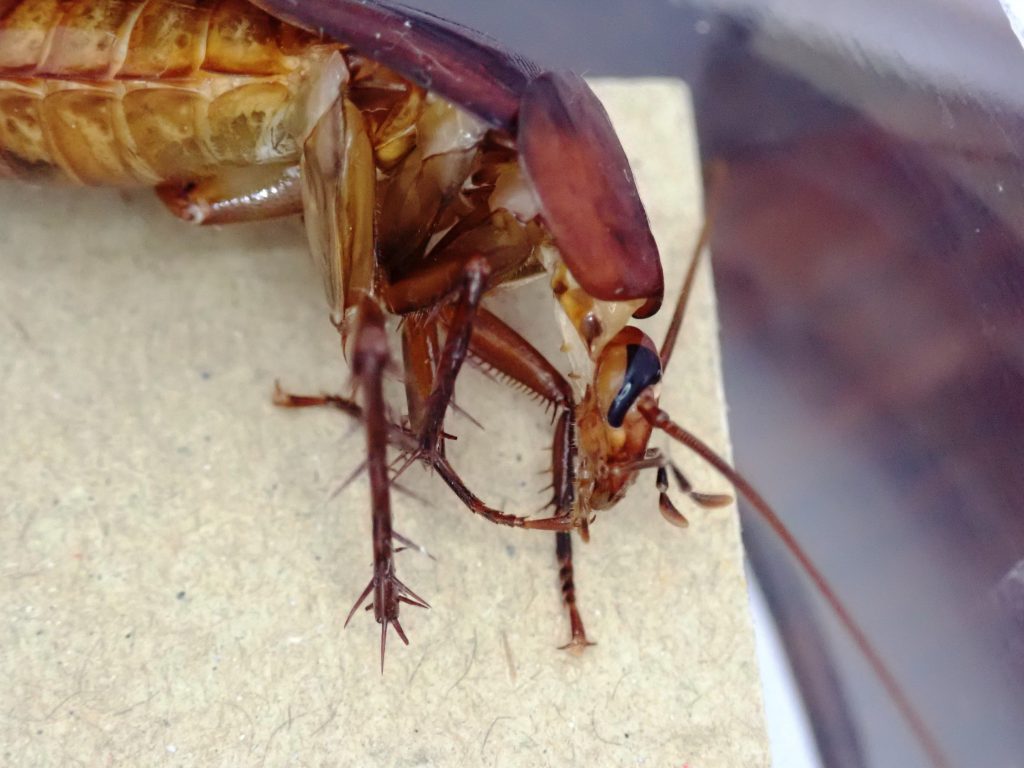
left=274, top=384, right=417, bottom=456
left=416, top=255, right=490, bottom=455
left=274, top=384, right=572, bottom=532
left=342, top=297, right=428, bottom=670
left=400, top=313, right=442, bottom=434
left=549, top=411, right=577, bottom=516
left=556, top=531, right=595, bottom=652
left=448, top=306, right=578, bottom=518
left=411, top=294, right=591, bottom=527
left=387, top=255, right=569, bottom=529
left=274, top=385, right=362, bottom=417
left=445, top=308, right=593, bottom=645
left=276, top=271, right=579, bottom=532
left=428, top=457, right=569, bottom=530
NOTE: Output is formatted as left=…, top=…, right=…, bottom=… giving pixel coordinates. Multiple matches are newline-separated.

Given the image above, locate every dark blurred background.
left=404, top=1, right=1024, bottom=765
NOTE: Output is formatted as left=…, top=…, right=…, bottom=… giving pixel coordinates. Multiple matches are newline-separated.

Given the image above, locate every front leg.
left=450, top=308, right=597, bottom=646
left=556, top=532, right=596, bottom=652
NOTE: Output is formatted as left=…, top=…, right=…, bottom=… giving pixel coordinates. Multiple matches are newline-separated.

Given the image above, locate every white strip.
left=1000, top=0, right=1024, bottom=48
left=749, top=568, right=822, bottom=768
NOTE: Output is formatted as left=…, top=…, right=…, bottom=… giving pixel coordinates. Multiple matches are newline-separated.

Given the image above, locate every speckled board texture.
left=0, top=80, right=769, bottom=767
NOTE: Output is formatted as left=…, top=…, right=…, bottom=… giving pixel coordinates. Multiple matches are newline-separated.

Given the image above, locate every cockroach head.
left=577, top=327, right=662, bottom=511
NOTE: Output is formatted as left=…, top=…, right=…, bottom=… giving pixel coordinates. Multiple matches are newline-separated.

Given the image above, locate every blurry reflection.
left=412, top=1, right=1024, bottom=763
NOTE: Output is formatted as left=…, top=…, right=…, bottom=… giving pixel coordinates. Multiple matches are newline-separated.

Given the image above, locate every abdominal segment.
left=0, top=0, right=326, bottom=184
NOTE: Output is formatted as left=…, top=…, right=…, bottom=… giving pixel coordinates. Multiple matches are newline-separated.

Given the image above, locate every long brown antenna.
left=639, top=399, right=952, bottom=768
left=659, top=162, right=725, bottom=371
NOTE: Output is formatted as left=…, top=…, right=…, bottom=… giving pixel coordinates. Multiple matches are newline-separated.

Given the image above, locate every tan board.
left=0, top=79, right=769, bottom=767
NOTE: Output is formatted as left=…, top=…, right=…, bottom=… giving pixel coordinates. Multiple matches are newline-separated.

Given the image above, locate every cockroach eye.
left=606, top=344, right=662, bottom=428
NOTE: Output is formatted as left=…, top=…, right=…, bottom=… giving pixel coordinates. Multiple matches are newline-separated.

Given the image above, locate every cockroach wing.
left=299, top=54, right=376, bottom=322
left=248, top=0, right=540, bottom=131
left=519, top=72, right=664, bottom=318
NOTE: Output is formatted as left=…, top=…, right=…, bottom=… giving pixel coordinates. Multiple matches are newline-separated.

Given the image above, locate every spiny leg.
left=447, top=308, right=595, bottom=646
left=346, top=297, right=428, bottom=670
left=449, top=306, right=578, bottom=518
left=556, top=531, right=595, bottom=652
left=434, top=458, right=573, bottom=531
left=274, top=384, right=573, bottom=532
left=388, top=256, right=579, bottom=529
left=549, top=411, right=577, bottom=518
left=378, top=186, right=574, bottom=520
left=278, top=276, right=582, bottom=532
left=400, top=313, right=442, bottom=435
left=415, top=255, right=490, bottom=456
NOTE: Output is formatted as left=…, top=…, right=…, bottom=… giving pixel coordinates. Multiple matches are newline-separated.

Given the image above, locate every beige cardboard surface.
left=0, top=80, right=768, bottom=767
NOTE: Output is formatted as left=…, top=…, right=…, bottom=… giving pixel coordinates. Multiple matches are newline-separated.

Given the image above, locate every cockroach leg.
left=430, top=455, right=573, bottom=531
left=400, top=313, right=442, bottom=434
left=274, top=381, right=571, bottom=532
left=415, top=255, right=491, bottom=457
left=347, top=296, right=428, bottom=670
left=433, top=305, right=595, bottom=640
left=556, top=531, right=595, bottom=653
left=453, top=307, right=578, bottom=517
left=550, top=411, right=577, bottom=517
left=156, top=163, right=303, bottom=225
left=273, top=382, right=421, bottom=452
left=273, top=382, right=360, bottom=417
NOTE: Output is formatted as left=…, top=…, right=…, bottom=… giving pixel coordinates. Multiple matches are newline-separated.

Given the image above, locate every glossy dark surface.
left=520, top=72, right=663, bottom=313
left=252, top=0, right=540, bottom=129
left=404, top=1, right=1024, bottom=765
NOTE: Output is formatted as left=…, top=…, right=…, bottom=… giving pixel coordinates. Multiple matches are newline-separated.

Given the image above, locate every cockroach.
left=0, top=0, right=948, bottom=764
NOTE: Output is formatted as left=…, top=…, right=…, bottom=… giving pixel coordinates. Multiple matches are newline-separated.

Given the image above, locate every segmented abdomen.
left=0, top=0, right=330, bottom=185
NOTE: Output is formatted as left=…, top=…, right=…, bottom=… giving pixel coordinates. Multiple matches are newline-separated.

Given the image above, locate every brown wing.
left=519, top=72, right=664, bottom=317
left=250, top=3, right=662, bottom=315
left=248, top=0, right=539, bottom=131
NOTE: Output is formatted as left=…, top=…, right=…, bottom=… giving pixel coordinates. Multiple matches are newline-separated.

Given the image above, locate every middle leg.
left=278, top=300, right=593, bottom=644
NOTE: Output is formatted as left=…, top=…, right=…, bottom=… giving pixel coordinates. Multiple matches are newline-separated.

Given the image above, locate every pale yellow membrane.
left=0, top=80, right=769, bottom=767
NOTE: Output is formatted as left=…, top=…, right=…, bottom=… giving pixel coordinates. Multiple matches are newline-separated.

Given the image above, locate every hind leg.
left=344, top=297, right=428, bottom=670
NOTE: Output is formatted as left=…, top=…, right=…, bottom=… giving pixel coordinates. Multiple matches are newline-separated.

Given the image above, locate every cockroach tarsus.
left=0, top=0, right=948, bottom=764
